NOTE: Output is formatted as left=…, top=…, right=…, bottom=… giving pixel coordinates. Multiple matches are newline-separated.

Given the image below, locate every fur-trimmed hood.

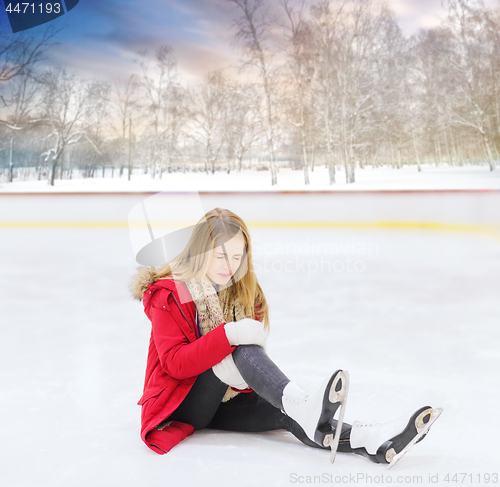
left=129, top=266, right=158, bottom=301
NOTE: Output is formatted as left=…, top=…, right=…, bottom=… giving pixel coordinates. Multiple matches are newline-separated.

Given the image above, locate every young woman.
left=131, top=207, right=441, bottom=466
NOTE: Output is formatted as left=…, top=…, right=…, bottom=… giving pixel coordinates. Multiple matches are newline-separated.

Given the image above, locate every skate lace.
left=355, top=420, right=382, bottom=428
left=285, top=393, right=312, bottom=404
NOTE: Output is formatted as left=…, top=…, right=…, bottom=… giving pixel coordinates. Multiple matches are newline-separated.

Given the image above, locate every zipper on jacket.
left=149, top=442, right=168, bottom=454
left=171, top=293, right=199, bottom=339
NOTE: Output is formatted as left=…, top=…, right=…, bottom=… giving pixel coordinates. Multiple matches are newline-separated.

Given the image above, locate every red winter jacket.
left=138, top=277, right=237, bottom=454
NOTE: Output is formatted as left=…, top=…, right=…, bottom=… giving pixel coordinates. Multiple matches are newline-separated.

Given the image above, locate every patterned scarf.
left=185, top=278, right=247, bottom=402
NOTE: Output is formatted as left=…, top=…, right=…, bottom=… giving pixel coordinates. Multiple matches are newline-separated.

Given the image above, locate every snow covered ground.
left=1, top=191, right=499, bottom=487
left=1, top=163, right=500, bottom=192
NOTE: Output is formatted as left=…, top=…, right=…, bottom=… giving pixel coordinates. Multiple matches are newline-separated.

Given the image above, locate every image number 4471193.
left=3, top=0, right=79, bottom=33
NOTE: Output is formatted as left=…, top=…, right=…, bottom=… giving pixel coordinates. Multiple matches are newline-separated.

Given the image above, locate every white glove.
left=212, top=353, right=249, bottom=390
left=224, top=318, right=268, bottom=350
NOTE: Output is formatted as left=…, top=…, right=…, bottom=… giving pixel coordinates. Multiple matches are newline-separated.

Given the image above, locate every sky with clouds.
left=1, top=0, right=499, bottom=83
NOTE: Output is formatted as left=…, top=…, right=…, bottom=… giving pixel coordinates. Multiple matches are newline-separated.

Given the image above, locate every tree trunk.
left=449, top=127, right=458, bottom=166
left=49, top=152, right=62, bottom=187
left=120, top=133, right=126, bottom=177
left=329, top=159, right=336, bottom=185
left=238, top=150, right=243, bottom=172
left=412, top=128, right=422, bottom=172
left=311, top=142, right=316, bottom=172
left=128, top=117, right=133, bottom=181
left=389, top=137, right=395, bottom=168
left=325, top=120, right=335, bottom=184
left=443, top=126, right=451, bottom=164
left=480, top=132, right=496, bottom=171
left=60, top=151, right=64, bottom=180
left=435, top=137, right=442, bottom=166
left=8, top=133, right=14, bottom=183
left=68, top=150, right=73, bottom=179
left=346, top=131, right=356, bottom=184
left=301, top=133, right=309, bottom=185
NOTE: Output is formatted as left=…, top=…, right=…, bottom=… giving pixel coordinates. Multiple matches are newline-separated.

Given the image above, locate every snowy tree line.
left=0, top=0, right=499, bottom=186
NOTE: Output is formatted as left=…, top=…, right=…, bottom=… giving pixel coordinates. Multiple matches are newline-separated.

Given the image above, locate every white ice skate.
left=282, top=370, right=349, bottom=463
left=350, top=406, right=443, bottom=469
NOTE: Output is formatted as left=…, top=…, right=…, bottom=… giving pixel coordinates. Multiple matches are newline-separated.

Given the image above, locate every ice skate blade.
left=329, top=370, right=349, bottom=464
left=310, top=370, right=349, bottom=464
left=386, top=407, right=443, bottom=470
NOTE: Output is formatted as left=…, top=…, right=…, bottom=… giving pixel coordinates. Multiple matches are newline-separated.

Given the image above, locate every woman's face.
left=206, top=234, right=245, bottom=286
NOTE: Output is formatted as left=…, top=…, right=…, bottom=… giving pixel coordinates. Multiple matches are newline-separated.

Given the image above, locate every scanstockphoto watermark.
left=3, top=0, right=80, bottom=33
left=289, top=472, right=499, bottom=484
left=252, top=237, right=379, bottom=276
left=254, top=256, right=367, bottom=276
left=290, top=472, right=423, bottom=484
left=253, top=238, right=379, bottom=258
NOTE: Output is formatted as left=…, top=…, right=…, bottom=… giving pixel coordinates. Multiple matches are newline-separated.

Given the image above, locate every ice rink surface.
left=1, top=192, right=499, bottom=487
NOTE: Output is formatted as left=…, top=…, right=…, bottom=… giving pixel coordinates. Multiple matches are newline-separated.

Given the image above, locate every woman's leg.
left=231, top=345, right=350, bottom=450
left=166, top=368, right=228, bottom=430
left=232, top=344, right=289, bottom=409
left=165, top=348, right=352, bottom=452
left=207, top=390, right=353, bottom=452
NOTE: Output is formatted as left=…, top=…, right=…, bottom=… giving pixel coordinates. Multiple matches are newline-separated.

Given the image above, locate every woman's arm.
left=150, top=303, right=235, bottom=381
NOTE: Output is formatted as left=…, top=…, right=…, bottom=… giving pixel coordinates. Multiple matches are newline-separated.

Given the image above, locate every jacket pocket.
left=149, top=287, right=173, bottom=312
left=137, top=387, right=165, bottom=406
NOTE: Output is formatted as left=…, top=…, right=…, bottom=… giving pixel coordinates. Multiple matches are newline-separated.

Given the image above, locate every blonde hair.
left=149, top=207, right=269, bottom=329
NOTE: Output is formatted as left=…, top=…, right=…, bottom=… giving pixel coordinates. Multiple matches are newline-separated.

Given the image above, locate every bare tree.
left=112, top=74, right=141, bottom=178
left=330, top=0, right=395, bottom=183
left=0, top=25, right=58, bottom=127
left=230, top=82, right=263, bottom=172
left=413, top=27, right=455, bottom=168
left=84, top=79, right=111, bottom=177
left=138, top=45, right=178, bottom=178
left=0, top=24, right=58, bottom=181
left=440, top=0, right=497, bottom=170
left=227, top=0, right=280, bottom=185
left=41, top=69, right=93, bottom=186
left=2, top=70, right=43, bottom=182
left=280, top=0, right=316, bottom=185
left=162, top=82, right=187, bottom=176
left=371, top=9, right=412, bottom=170
left=216, top=80, right=261, bottom=174
left=486, top=6, right=500, bottom=160
left=187, top=70, right=229, bottom=174
left=309, top=0, right=345, bottom=183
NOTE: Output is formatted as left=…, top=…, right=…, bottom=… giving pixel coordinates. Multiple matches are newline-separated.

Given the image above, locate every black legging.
left=166, top=345, right=352, bottom=452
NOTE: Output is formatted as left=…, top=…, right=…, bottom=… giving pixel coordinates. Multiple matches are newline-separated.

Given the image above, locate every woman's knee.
left=190, top=416, right=213, bottom=431
left=232, top=344, right=264, bottom=366
left=168, top=407, right=217, bottom=431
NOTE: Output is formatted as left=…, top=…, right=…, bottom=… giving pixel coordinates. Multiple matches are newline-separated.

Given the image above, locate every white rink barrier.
left=0, top=191, right=499, bottom=239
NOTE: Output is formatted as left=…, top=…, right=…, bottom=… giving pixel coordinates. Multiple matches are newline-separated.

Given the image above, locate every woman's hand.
left=212, top=353, right=249, bottom=390
left=224, top=318, right=268, bottom=349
